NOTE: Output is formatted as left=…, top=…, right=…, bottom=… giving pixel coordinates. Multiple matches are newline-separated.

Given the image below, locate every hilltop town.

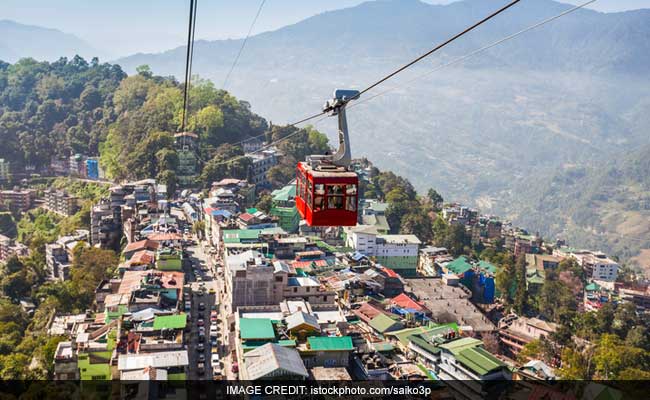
left=0, top=134, right=645, bottom=396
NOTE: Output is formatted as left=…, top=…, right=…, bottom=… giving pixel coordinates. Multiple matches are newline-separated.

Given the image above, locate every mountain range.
left=0, top=19, right=106, bottom=63
left=2, top=0, right=650, bottom=266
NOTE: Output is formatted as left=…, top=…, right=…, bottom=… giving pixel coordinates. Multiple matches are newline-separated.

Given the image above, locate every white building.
left=345, top=227, right=421, bottom=277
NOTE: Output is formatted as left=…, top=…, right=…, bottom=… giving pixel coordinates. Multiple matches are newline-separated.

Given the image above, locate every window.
left=314, top=184, right=325, bottom=211
left=326, top=184, right=345, bottom=210
left=306, top=180, right=313, bottom=209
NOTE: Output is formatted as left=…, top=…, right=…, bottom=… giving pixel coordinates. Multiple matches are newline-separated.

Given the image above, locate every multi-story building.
left=418, top=246, right=451, bottom=276
left=361, top=200, right=390, bottom=234
left=44, top=189, right=79, bottom=216
left=498, top=315, right=558, bottom=359
left=0, top=234, right=29, bottom=263
left=374, top=235, right=421, bottom=278
left=225, top=250, right=283, bottom=308
left=86, top=158, right=100, bottom=180
left=554, top=247, right=619, bottom=282
left=0, top=159, right=10, bottom=181
left=346, top=227, right=421, bottom=277
left=46, top=243, right=72, bottom=281
left=0, top=188, right=33, bottom=211
left=270, top=183, right=300, bottom=233
left=175, top=132, right=199, bottom=187
left=69, top=154, right=87, bottom=177
left=246, top=149, right=278, bottom=188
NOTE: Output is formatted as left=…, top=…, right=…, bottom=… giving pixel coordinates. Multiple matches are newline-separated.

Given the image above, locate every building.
left=69, top=154, right=87, bottom=177
left=86, top=158, right=99, bottom=180
left=302, top=336, right=354, bottom=368
left=418, top=246, right=451, bottom=276
left=270, top=183, right=300, bottom=233
left=91, top=202, right=121, bottom=250
left=554, top=248, right=619, bottom=282
left=436, top=337, right=511, bottom=397
left=498, top=315, right=558, bottom=359
left=0, top=234, right=29, bottom=263
left=0, top=189, right=33, bottom=211
left=225, top=250, right=281, bottom=308
left=46, top=243, right=72, bottom=281
left=361, top=200, right=390, bottom=234
left=44, top=189, right=79, bottom=216
left=345, top=227, right=421, bottom=277
left=247, top=149, right=278, bottom=188
left=175, top=132, right=199, bottom=187
left=243, top=343, right=308, bottom=380
left=374, top=235, right=421, bottom=277
left=0, top=159, right=9, bottom=181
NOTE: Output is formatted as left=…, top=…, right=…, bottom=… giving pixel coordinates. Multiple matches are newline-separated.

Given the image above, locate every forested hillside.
left=0, top=56, right=125, bottom=170
left=510, top=145, right=650, bottom=270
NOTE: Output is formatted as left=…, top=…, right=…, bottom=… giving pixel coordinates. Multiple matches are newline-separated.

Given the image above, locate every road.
left=184, top=239, right=230, bottom=380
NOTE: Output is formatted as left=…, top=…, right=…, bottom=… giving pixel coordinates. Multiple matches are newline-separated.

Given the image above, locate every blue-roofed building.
left=86, top=158, right=99, bottom=180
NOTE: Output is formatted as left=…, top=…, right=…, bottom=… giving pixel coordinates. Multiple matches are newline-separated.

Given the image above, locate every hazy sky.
left=2, top=0, right=648, bottom=57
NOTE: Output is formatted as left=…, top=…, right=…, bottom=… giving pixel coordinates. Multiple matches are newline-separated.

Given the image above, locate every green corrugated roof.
left=438, top=337, right=483, bottom=354
left=368, top=313, right=402, bottom=333
left=308, top=336, right=353, bottom=351
left=446, top=256, right=473, bottom=275
left=455, top=346, right=505, bottom=376
left=408, top=334, right=441, bottom=355
left=272, top=184, right=296, bottom=202
left=585, top=282, right=601, bottom=291
left=153, top=314, right=187, bottom=330
left=372, top=341, right=395, bottom=352
left=477, top=260, right=498, bottom=275
left=223, top=229, right=262, bottom=243
left=240, top=318, right=275, bottom=340
left=386, top=325, right=438, bottom=346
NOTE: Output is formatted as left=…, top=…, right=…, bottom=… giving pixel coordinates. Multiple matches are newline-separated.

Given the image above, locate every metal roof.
left=239, top=318, right=275, bottom=340
left=307, top=336, right=353, bottom=351
left=117, top=350, right=189, bottom=371
left=153, top=314, right=187, bottom=330
left=244, top=343, right=308, bottom=380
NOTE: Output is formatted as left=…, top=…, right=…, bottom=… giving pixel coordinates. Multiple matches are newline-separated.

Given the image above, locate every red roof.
left=204, top=207, right=216, bottom=214
left=124, top=239, right=159, bottom=253
left=390, top=293, right=425, bottom=312
left=127, top=250, right=155, bottom=265
left=118, top=270, right=184, bottom=294
left=382, top=267, right=400, bottom=278
left=239, top=213, right=255, bottom=222
left=292, top=259, right=328, bottom=269
left=147, top=233, right=182, bottom=242
left=353, top=302, right=393, bottom=323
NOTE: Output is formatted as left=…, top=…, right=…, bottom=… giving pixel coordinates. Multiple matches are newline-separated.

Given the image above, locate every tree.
left=69, top=247, right=118, bottom=310
left=593, top=334, right=646, bottom=379
left=157, top=169, right=178, bottom=198
left=558, top=347, right=589, bottom=379
left=400, top=207, right=433, bottom=243
left=625, top=326, right=650, bottom=351
left=200, top=144, right=251, bottom=187
left=427, top=188, right=444, bottom=210
left=255, top=193, right=273, bottom=214
left=496, top=261, right=516, bottom=305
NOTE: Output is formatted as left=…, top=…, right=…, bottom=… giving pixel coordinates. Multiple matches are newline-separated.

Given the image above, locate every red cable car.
left=296, top=89, right=360, bottom=227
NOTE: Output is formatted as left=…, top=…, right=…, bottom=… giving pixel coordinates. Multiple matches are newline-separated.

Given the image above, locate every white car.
left=210, top=324, right=218, bottom=336
left=211, top=353, right=220, bottom=368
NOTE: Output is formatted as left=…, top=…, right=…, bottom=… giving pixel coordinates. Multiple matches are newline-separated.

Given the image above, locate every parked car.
left=197, top=362, right=205, bottom=375
left=198, top=302, right=205, bottom=311
left=208, top=288, right=216, bottom=295
left=198, top=354, right=206, bottom=363
left=197, top=343, right=205, bottom=352
left=211, top=353, right=220, bottom=368
left=197, top=319, right=205, bottom=327
left=198, top=334, right=205, bottom=343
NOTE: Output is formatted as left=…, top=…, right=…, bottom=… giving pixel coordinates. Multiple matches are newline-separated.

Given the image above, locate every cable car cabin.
left=295, top=161, right=358, bottom=226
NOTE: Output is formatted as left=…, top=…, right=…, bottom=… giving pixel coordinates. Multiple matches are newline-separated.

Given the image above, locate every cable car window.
left=307, top=180, right=313, bottom=208
left=315, top=184, right=325, bottom=195
left=326, top=184, right=345, bottom=210
left=314, top=195, right=324, bottom=211
left=346, top=185, right=357, bottom=196
left=346, top=195, right=357, bottom=212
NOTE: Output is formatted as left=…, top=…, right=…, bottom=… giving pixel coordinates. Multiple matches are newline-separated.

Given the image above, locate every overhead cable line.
left=349, top=0, right=597, bottom=111
left=208, top=0, right=524, bottom=163
left=181, top=0, right=199, bottom=133
left=353, top=0, right=522, bottom=100
left=222, top=0, right=267, bottom=90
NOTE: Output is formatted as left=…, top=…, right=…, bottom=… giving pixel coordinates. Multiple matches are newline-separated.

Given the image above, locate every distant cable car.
left=295, top=89, right=360, bottom=226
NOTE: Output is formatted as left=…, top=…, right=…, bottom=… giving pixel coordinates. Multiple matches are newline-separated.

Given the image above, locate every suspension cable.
left=181, top=0, right=198, bottom=133
left=222, top=0, right=267, bottom=90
